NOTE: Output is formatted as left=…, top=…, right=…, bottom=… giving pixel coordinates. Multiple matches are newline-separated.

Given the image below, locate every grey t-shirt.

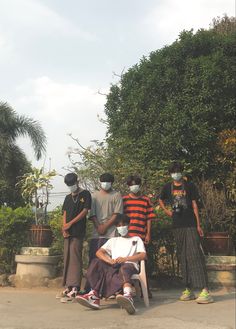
left=89, top=189, right=123, bottom=239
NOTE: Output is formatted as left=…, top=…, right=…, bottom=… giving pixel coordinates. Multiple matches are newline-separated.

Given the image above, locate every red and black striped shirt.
left=123, top=194, right=156, bottom=240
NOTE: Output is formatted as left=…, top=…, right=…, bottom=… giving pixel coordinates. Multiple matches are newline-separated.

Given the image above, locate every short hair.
left=99, top=172, right=114, bottom=183
left=64, top=173, right=78, bottom=186
left=126, top=175, right=142, bottom=186
left=168, top=162, right=184, bottom=174
left=114, top=214, right=130, bottom=226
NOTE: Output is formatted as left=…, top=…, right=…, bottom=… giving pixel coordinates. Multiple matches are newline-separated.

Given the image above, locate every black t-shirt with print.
left=62, top=189, right=92, bottom=238
left=160, top=181, right=199, bottom=228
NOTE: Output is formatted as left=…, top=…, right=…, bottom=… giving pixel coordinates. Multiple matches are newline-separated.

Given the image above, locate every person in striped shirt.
left=123, top=175, right=156, bottom=244
left=123, top=175, right=156, bottom=298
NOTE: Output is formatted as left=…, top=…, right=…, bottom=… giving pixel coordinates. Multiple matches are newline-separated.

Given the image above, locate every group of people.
left=58, top=161, right=213, bottom=315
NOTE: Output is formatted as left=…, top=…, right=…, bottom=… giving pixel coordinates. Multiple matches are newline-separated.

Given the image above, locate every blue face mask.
left=171, top=173, right=182, bottom=181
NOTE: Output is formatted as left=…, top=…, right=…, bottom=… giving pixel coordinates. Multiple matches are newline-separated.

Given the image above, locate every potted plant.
left=16, top=167, right=56, bottom=247
left=198, top=179, right=234, bottom=255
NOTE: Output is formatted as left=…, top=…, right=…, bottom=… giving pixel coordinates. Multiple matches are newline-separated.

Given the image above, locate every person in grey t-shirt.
left=88, top=172, right=123, bottom=263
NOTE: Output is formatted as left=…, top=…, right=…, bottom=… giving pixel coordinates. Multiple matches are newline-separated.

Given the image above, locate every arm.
left=192, top=200, right=203, bottom=236
left=145, top=220, right=152, bottom=244
left=159, top=199, right=172, bottom=217
left=115, top=252, right=146, bottom=264
left=96, top=213, right=118, bottom=235
left=96, top=247, right=116, bottom=265
left=62, top=211, right=70, bottom=238
left=63, top=208, right=89, bottom=230
left=89, top=214, right=117, bottom=235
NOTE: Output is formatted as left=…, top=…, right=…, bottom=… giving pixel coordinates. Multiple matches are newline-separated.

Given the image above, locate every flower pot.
left=29, top=225, right=53, bottom=247
left=202, top=232, right=233, bottom=256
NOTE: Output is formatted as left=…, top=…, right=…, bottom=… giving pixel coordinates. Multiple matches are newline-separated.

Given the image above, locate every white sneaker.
left=116, top=294, right=136, bottom=315
left=76, top=291, right=100, bottom=310
left=66, top=287, right=78, bottom=299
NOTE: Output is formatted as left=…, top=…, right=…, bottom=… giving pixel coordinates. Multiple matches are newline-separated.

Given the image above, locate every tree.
left=104, top=16, right=236, bottom=180
left=0, top=102, right=47, bottom=207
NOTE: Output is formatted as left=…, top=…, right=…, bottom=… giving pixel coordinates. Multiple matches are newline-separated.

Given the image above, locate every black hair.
left=114, top=214, right=130, bottom=226
left=168, top=162, right=184, bottom=174
left=99, top=172, right=114, bottom=183
left=126, top=175, right=142, bottom=186
left=64, top=173, right=78, bottom=186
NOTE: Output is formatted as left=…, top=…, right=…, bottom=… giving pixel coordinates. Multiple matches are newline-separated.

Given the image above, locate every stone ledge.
left=205, top=255, right=236, bottom=287
left=15, top=255, right=61, bottom=264
left=20, top=247, right=59, bottom=256
left=207, top=264, right=236, bottom=271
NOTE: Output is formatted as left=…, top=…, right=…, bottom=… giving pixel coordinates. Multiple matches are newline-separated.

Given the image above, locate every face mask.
left=117, top=225, right=128, bottom=237
left=129, top=185, right=140, bottom=194
left=68, top=184, right=78, bottom=193
left=171, top=173, right=182, bottom=181
left=101, top=182, right=112, bottom=191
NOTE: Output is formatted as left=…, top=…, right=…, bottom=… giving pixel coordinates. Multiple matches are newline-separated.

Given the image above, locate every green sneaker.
left=196, top=289, right=214, bottom=304
left=179, top=288, right=196, bottom=301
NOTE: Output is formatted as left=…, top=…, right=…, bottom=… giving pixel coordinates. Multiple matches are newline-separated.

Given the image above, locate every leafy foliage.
left=16, top=168, right=57, bottom=224
left=0, top=206, right=33, bottom=273
left=0, top=102, right=47, bottom=207
left=104, top=16, right=236, bottom=180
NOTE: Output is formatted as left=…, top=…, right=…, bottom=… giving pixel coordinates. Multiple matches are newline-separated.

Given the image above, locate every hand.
left=63, top=222, right=72, bottom=231
left=145, top=233, right=151, bottom=244
left=197, top=225, right=204, bottom=237
left=97, top=224, right=107, bottom=235
left=166, top=210, right=173, bottom=217
left=63, top=230, right=70, bottom=238
left=109, top=258, right=117, bottom=265
left=115, top=257, right=127, bottom=264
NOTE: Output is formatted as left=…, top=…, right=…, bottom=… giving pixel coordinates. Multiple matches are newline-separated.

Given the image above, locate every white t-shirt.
left=101, top=236, right=146, bottom=270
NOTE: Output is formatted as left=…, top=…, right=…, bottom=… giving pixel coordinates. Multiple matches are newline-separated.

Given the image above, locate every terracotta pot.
left=202, top=232, right=233, bottom=256
left=29, top=225, right=53, bottom=247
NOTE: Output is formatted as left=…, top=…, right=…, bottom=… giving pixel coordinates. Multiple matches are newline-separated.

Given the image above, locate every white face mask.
left=68, top=184, right=78, bottom=193
left=117, top=225, right=128, bottom=237
left=171, top=173, right=182, bottom=181
left=129, top=185, right=140, bottom=194
left=101, top=182, right=112, bottom=191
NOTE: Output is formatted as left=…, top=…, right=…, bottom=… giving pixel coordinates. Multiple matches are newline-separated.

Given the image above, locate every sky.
left=0, top=0, right=235, bottom=208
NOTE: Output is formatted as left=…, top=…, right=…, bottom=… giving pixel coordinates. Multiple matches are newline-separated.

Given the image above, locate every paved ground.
left=0, top=287, right=235, bottom=329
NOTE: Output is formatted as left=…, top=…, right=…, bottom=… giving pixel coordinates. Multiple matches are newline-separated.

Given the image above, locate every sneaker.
left=56, top=288, right=70, bottom=299
left=60, top=296, right=74, bottom=303
left=116, top=294, right=136, bottom=315
left=66, top=287, right=78, bottom=299
left=76, top=291, right=100, bottom=310
left=196, top=289, right=214, bottom=304
left=179, top=288, right=196, bottom=301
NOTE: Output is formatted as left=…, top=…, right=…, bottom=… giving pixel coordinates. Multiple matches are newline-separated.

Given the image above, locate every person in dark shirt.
left=159, top=162, right=213, bottom=304
left=59, top=173, right=91, bottom=301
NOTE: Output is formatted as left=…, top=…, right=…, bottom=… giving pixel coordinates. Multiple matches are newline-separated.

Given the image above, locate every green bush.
left=147, top=208, right=178, bottom=278
left=48, top=207, right=64, bottom=256
left=0, top=206, right=33, bottom=273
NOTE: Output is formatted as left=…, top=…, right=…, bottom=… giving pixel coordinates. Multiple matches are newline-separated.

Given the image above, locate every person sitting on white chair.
left=76, top=214, right=146, bottom=314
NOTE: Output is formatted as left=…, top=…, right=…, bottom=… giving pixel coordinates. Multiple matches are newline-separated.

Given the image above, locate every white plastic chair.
left=131, top=259, right=149, bottom=307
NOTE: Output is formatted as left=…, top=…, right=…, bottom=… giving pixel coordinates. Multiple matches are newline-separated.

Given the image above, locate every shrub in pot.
left=16, top=167, right=56, bottom=247
left=198, top=179, right=234, bottom=255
